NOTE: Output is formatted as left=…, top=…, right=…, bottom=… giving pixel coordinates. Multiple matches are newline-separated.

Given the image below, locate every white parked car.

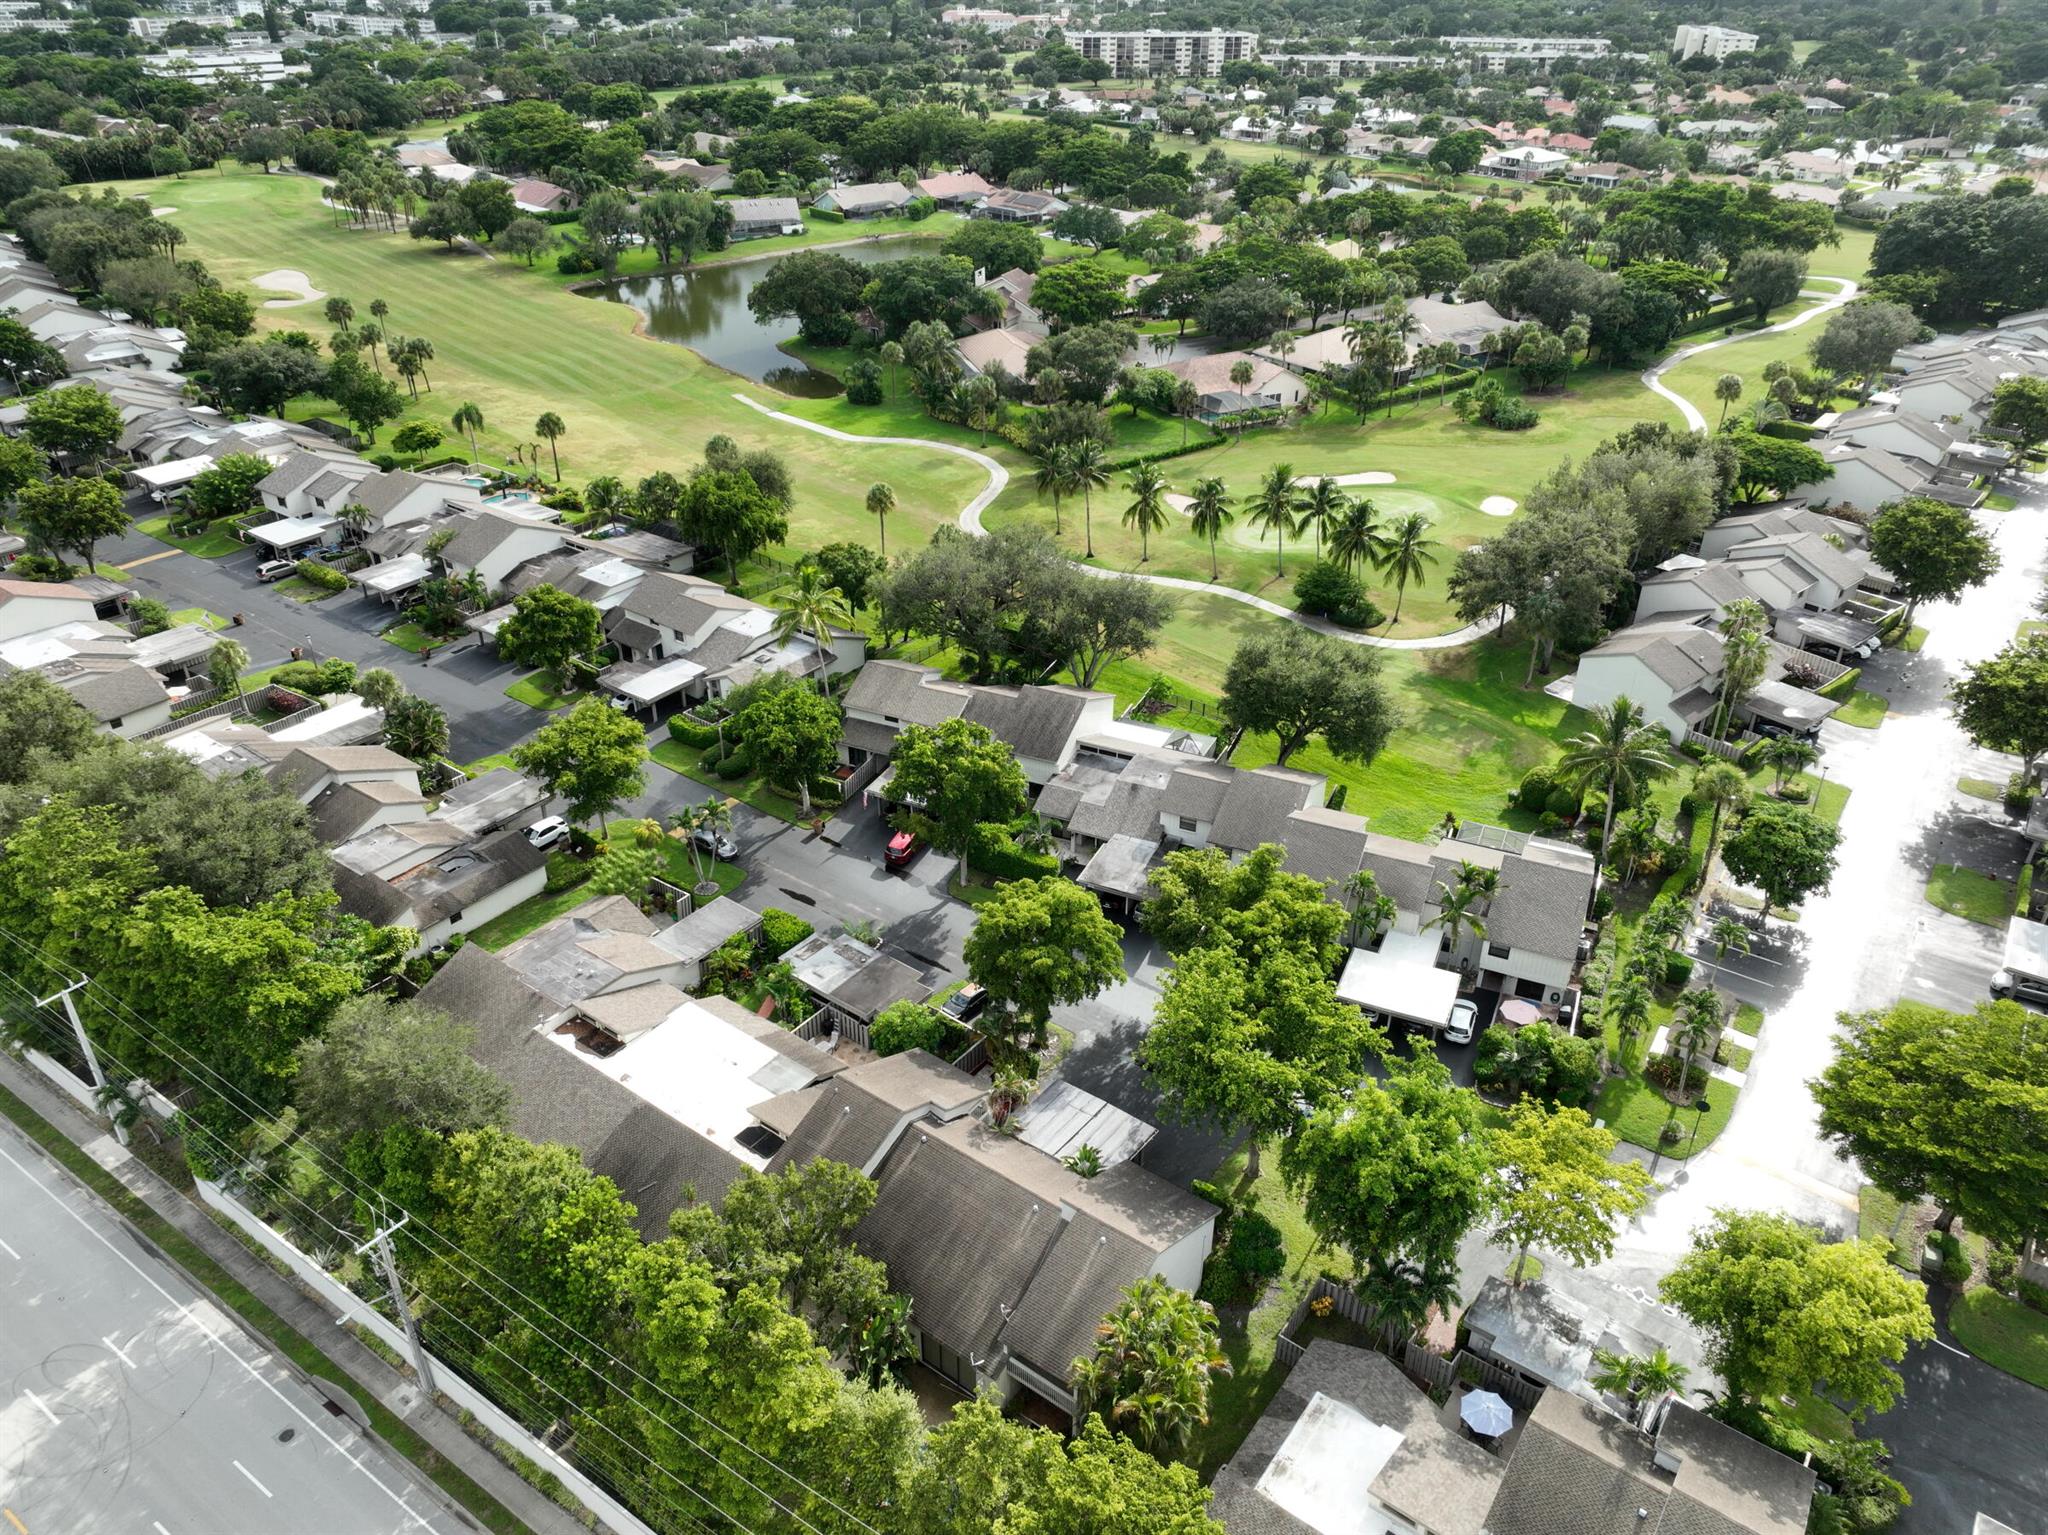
left=1444, top=998, right=1479, bottom=1045
left=525, top=815, right=569, bottom=850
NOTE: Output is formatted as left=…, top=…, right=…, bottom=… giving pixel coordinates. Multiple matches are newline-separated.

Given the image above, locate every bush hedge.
left=964, top=821, right=1061, bottom=882
left=714, top=748, right=752, bottom=779
left=759, top=908, right=814, bottom=957
left=810, top=206, right=844, bottom=223
left=1516, top=767, right=1554, bottom=807
left=667, top=715, right=721, bottom=750
left=1664, top=950, right=1695, bottom=987
left=1643, top=1051, right=1709, bottom=1095
left=293, top=558, right=350, bottom=593
left=1816, top=667, right=1862, bottom=701
left=870, top=999, right=951, bottom=1057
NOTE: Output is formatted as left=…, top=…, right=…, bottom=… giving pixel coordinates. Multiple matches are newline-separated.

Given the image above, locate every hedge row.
left=668, top=714, right=721, bottom=750
left=964, top=820, right=1060, bottom=882
left=1816, top=666, right=1861, bottom=701
left=293, top=558, right=350, bottom=593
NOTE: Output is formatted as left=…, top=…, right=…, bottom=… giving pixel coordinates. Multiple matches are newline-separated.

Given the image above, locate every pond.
left=587, top=236, right=936, bottom=397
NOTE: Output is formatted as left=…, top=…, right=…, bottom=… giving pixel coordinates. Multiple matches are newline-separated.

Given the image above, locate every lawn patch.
left=1983, top=491, right=2017, bottom=512
left=1958, top=777, right=2005, bottom=802
left=1833, top=688, right=1890, bottom=728
left=1949, top=1289, right=2048, bottom=1391
left=1591, top=1074, right=1736, bottom=1159
left=1925, top=863, right=2016, bottom=926
left=649, top=737, right=809, bottom=825
left=1893, top=625, right=1928, bottom=652
left=134, top=514, right=245, bottom=559
left=504, top=669, right=580, bottom=711
left=1734, top=1002, right=1765, bottom=1037
left=381, top=621, right=451, bottom=654
left=461, top=752, right=520, bottom=776
left=271, top=576, right=338, bottom=604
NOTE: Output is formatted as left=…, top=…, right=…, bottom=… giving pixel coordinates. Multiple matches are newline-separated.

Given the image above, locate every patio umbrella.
left=1460, top=1389, right=1514, bottom=1438
left=1498, top=999, right=1542, bottom=1028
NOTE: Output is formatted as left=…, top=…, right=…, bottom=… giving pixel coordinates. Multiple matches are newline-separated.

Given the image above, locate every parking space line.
left=21, top=1389, right=58, bottom=1426
left=232, top=1460, right=272, bottom=1498
left=0, top=1236, right=18, bottom=1259
left=102, top=1334, right=135, bottom=1367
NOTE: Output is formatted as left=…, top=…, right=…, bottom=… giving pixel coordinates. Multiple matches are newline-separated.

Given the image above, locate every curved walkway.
left=1642, top=276, right=1861, bottom=431
left=733, top=393, right=1504, bottom=652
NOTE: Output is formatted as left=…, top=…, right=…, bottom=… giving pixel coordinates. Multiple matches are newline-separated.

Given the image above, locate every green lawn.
left=504, top=669, right=580, bottom=711
left=271, top=576, right=338, bottom=604
left=1925, top=864, right=2017, bottom=927
left=84, top=167, right=988, bottom=555
left=1659, top=308, right=1849, bottom=423
left=1591, top=1074, right=1737, bottom=1159
left=1834, top=688, right=1891, bottom=728
left=1958, top=777, right=2005, bottom=802
left=1894, top=625, right=1928, bottom=652
left=1984, top=491, right=2018, bottom=512
left=461, top=752, right=519, bottom=776
left=650, top=737, right=811, bottom=825
left=167, top=606, right=229, bottom=629
left=134, top=514, right=245, bottom=559
left=381, top=621, right=446, bottom=654
left=1949, top=1289, right=2048, bottom=1390
left=0, top=1084, right=528, bottom=1535
left=1734, top=1002, right=1765, bottom=1037
left=466, top=850, right=743, bottom=951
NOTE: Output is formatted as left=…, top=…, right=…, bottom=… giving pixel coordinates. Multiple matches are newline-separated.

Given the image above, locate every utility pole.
left=358, top=1213, right=437, bottom=1401
left=37, top=976, right=124, bottom=1145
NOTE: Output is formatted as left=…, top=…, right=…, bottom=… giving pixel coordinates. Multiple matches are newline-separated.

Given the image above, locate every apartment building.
left=1068, top=28, right=1257, bottom=78
left=1672, top=23, right=1759, bottom=61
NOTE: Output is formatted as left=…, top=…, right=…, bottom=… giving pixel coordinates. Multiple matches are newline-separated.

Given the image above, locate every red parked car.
left=884, top=829, right=921, bottom=870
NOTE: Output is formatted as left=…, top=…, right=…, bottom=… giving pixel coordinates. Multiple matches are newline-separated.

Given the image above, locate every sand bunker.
left=150, top=205, right=177, bottom=215
left=1164, top=492, right=1195, bottom=516
left=1479, top=495, right=1517, bottom=517
left=1292, top=470, right=1397, bottom=488
left=254, top=268, right=325, bottom=308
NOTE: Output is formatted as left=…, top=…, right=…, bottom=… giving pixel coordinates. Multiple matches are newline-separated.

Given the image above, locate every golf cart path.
left=732, top=393, right=1505, bottom=652
left=1643, top=276, right=1861, bottom=431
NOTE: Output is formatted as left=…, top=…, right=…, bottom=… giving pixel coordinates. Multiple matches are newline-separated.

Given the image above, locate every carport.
left=1336, top=929, right=1459, bottom=1032
left=248, top=517, right=335, bottom=553
left=602, top=656, right=706, bottom=716
left=1077, top=833, right=1163, bottom=916
left=1739, top=680, right=1840, bottom=738
left=1789, top=611, right=1879, bottom=660
left=352, top=553, right=431, bottom=605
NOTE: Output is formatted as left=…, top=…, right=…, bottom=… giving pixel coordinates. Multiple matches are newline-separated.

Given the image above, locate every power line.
left=0, top=929, right=886, bottom=1535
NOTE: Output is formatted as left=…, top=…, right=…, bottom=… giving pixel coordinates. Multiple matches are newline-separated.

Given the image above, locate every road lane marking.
left=232, top=1461, right=273, bottom=1498
left=153, top=1523, right=173, bottom=1535
left=1934, top=1338, right=1968, bottom=1357
left=102, top=1334, right=135, bottom=1367
left=0, top=1237, right=18, bottom=1259
left=20, top=1390, right=58, bottom=1426
left=0, top=1140, right=446, bottom=1534
left=4, top=1506, right=27, bottom=1532
left=117, top=549, right=185, bottom=570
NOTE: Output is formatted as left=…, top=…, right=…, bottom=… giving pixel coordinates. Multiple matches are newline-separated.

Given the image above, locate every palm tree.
left=1715, top=599, right=1771, bottom=741
left=1071, top=1277, right=1229, bottom=1463
left=669, top=804, right=710, bottom=883
left=1425, top=861, right=1496, bottom=965
left=1122, top=462, right=1169, bottom=561
left=1328, top=496, right=1383, bottom=575
left=207, top=636, right=249, bottom=713
left=533, top=412, right=566, bottom=478
left=1248, top=463, right=1301, bottom=578
left=337, top=500, right=375, bottom=544
left=1556, top=697, right=1678, bottom=866
left=772, top=566, right=855, bottom=695
left=1353, top=1254, right=1457, bottom=1341
left=1343, top=868, right=1396, bottom=946
left=1670, top=988, right=1720, bottom=1105
left=1031, top=442, right=1071, bottom=537
left=1690, top=760, right=1749, bottom=883
left=866, top=481, right=895, bottom=557
left=1070, top=438, right=1111, bottom=560
left=1372, top=511, right=1442, bottom=626
left=355, top=666, right=404, bottom=713
left=1604, top=974, right=1652, bottom=1068
left=1187, top=476, right=1233, bottom=581
left=1707, top=917, right=1751, bottom=969
left=323, top=295, right=354, bottom=330
left=1590, top=1347, right=1691, bottom=1428
left=1713, top=372, right=1743, bottom=425
left=1765, top=735, right=1819, bottom=794
left=1172, top=377, right=1200, bottom=448
left=1297, top=477, right=1344, bottom=561
left=450, top=400, right=485, bottom=464
left=879, top=339, right=904, bottom=394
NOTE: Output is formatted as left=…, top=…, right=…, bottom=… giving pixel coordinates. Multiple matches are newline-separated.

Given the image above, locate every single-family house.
left=598, top=571, right=867, bottom=710
left=1159, top=349, right=1308, bottom=420
left=726, top=197, right=805, bottom=240
left=329, top=822, right=549, bottom=952
left=974, top=188, right=1070, bottom=223
left=1479, top=145, right=1569, bottom=181
left=954, top=326, right=1037, bottom=380
left=1566, top=161, right=1641, bottom=189
left=0, top=577, right=98, bottom=641
left=975, top=267, right=1043, bottom=329
left=29, top=655, right=172, bottom=737
left=509, top=178, right=575, bottom=213
left=1792, top=440, right=1932, bottom=514
left=917, top=170, right=994, bottom=207
left=1603, top=111, right=1661, bottom=135
left=813, top=180, right=916, bottom=218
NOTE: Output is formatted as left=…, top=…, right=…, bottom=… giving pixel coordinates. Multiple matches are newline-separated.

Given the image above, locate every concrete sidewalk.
left=0, top=1053, right=591, bottom=1535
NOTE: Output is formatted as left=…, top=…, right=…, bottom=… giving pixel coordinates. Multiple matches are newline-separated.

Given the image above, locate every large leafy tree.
left=729, top=677, right=841, bottom=816
left=1725, top=427, right=1830, bottom=505
left=1070, top=1277, right=1229, bottom=1464
left=183, top=452, right=275, bottom=524
left=1660, top=1209, right=1933, bottom=1418
left=1988, top=375, right=2048, bottom=457
left=1142, top=843, right=1348, bottom=973
left=1219, top=625, right=1397, bottom=768
left=1812, top=998, right=2048, bottom=1246
left=1721, top=801, right=1840, bottom=912
left=1724, top=248, right=1808, bottom=325
left=497, top=584, right=603, bottom=683
left=1808, top=300, right=1923, bottom=399
left=1446, top=496, right=1636, bottom=683
left=1281, top=1045, right=1491, bottom=1290
left=1867, top=496, right=1999, bottom=625
left=963, top=876, right=1124, bottom=1050
left=1029, top=257, right=1130, bottom=327
left=1142, top=944, right=1382, bottom=1179
left=1486, top=1101, right=1653, bottom=1285
left=1948, top=634, right=2048, bottom=780
left=23, top=382, right=122, bottom=464
left=887, top=717, right=1027, bottom=858
left=1036, top=574, right=1173, bottom=689
left=747, top=249, right=871, bottom=345
left=15, top=473, right=125, bottom=571
left=0, top=670, right=96, bottom=781
left=512, top=697, right=648, bottom=829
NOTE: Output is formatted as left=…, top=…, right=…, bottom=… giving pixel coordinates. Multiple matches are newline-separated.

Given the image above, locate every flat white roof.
left=1335, top=929, right=1459, bottom=1028
left=249, top=516, right=333, bottom=549
left=1254, top=1391, right=1405, bottom=1535
left=272, top=695, right=379, bottom=741
left=609, top=655, right=706, bottom=702
left=2004, top=916, right=2048, bottom=982
left=548, top=996, right=818, bottom=1167
left=131, top=453, right=216, bottom=489
left=354, top=552, right=431, bottom=594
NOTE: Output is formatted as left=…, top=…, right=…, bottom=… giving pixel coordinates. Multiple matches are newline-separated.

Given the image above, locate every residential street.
left=0, top=1120, right=459, bottom=1535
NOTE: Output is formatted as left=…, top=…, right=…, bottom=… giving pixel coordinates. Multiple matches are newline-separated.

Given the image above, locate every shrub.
left=811, top=205, right=845, bottom=223
left=715, top=747, right=752, bottom=779
left=294, top=558, right=350, bottom=592
left=268, top=657, right=358, bottom=695
left=1516, top=766, right=1553, bottom=808
left=759, top=908, right=814, bottom=957
left=1225, top=1209, right=1284, bottom=1285
left=904, top=195, right=936, bottom=221
left=1292, top=559, right=1383, bottom=627
left=1664, top=950, right=1695, bottom=987
left=1932, top=1232, right=1971, bottom=1286
left=1987, top=1246, right=2019, bottom=1290
left=870, top=999, right=950, bottom=1057
left=555, top=246, right=600, bottom=275
left=844, top=357, right=884, bottom=405
left=2019, top=1278, right=2048, bottom=1314
left=1325, top=784, right=1347, bottom=811
left=1816, top=667, right=1861, bottom=701
left=1643, top=1051, right=1709, bottom=1094
left=1545, top=783, right=1580, bottom=818
left=699, top=932, right=754, bottom=996
left=568, top=826, right=600, bottom=857
left=667, top=714, right=721, bottom=750
left=964, top=821, right=1060, bottom=881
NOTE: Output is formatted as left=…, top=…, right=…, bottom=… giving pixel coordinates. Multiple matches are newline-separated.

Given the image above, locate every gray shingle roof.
left=999, top=1212, right=1157, bottom=1381
left=1484, top=1393, right=1670, bottom=1535
left=1486, top=840, right=1597, bottom=962
left=1657, top=1404, right=1816, bottom=1535
left=1276, top=806, right=1369, bottom=886
left=1210, top=766, right=1325, bottom=852
left=1161, top=761, right=1233, bottom=824
left=962, top=683, right=1103, bottom=763
left=1586, top=622, right=1722, bottom=690
left=843, top=659, right=972, bottom=726
left=765, top=1049, right=983, bottom=1175
left=41, top=657, right=167, bottom=721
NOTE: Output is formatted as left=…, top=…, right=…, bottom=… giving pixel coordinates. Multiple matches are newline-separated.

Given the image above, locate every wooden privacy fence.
left=1272, top=1276, right=1541, bottom=1413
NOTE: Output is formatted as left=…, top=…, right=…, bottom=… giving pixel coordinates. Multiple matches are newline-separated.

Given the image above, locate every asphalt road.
left=0, top=1123, right=456, bottom=1535
left=1876, top=1323, right=2048, bottom=1535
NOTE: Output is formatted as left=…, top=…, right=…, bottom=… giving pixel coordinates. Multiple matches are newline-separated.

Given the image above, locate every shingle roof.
left=843, top=659, right=971, bottom=726
left=765, top=1048, right=983, bottom=1175
left=41, top=657, right=167, bottom=721
left=1586, top=622, right=1722, bottom=690
left=1160, top=761, right=1235, bottom=823
left=1209, top=766, right=1325, bottom=852
left=1484, top=1393, right=1670, bottom=1535
left=962, top=683, right=1102, bottom=763
left=1000, top=1211, right=1157, bottom=1380
left=1276, top=805, right=1370, bottom=886
left=1487, top=840, right=1597, bottom=961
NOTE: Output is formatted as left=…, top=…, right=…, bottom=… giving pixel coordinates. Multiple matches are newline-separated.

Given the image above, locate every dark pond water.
left=587, top=237, right=933, bottom=397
